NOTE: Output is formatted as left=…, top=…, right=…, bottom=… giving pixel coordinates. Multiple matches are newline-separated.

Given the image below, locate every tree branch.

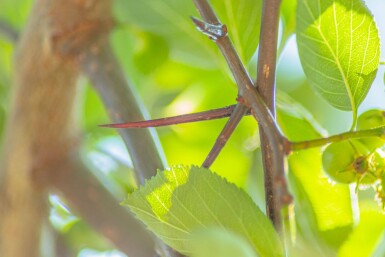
left=202, top=104, right=248, bottom=167
left=192, top=0, right=291, bottom=230
left=289, top=126, right=385, bottom=152
left=79, top=41, right=183, bottom=257
left=254, top=0, right=287, bottom=230
left=48, top=153, right=156, bottom=257
left=79, top=43, right=166, bottom=185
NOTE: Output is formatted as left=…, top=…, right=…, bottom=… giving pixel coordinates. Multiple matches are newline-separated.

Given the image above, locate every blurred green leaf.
left=210, top=0, right=262, bottom=63
left=277, top=93, right=326, bottom=141
left=124, top=165, right=283, bottom=257
left=82, top=84, right=109, bottom=130
left=280, top=0, right=297, bottom=52
left=190, top=228, right=258, bottom=257
left=277, top=94, right=354, bottom=251
left=0, top=0, right=32, bottom=28
left=296, top=0, right=380, bottom=120
left=133, top=32, right=170, bottom=74
left=338, top=202, right=385, bottom=257
left=113, top=0, right=218, bottom=66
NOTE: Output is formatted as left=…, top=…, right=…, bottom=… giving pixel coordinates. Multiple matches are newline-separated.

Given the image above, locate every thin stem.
left=191, top=0, right=292, bottom=230
left=100, top=105, right=238, bottom=128
left=290, top=126, right=385, bottom=152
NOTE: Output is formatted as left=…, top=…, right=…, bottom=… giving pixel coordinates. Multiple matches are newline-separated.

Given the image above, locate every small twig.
left=0, top=19, right=18, bottom=43
left=202, top=104, right=249, bottom=168
left=192, top=0, right=291, bottom=231
left=289, top=126, right=385, bottom=152
left=100, top=105, right=239, bottom=128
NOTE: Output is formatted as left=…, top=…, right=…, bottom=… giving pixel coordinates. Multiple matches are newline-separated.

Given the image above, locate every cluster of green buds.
left=321, top=110, right=385, bottom=208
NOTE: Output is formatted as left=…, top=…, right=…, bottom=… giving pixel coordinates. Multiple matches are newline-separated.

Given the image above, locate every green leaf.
left=277, top=93, right=327, bottom=141
left=338, top=202, right=385, bottom=257
left=124, top=165, right=283, bottom=257
left=296, top=0, right=380, bottom=121
left=280, top=0, right=297, bottom=52
left=210, top=0, right=262, bottom=63
left=277, top=95, right=354, bottom=250
left=113, top=0, right=218, bottom=66
left=190, top=228, right=258, bottom=257
left=133, top=32, right=170, bottom=74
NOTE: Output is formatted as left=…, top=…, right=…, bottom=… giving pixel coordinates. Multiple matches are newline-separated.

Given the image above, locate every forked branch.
left=191, top=0, right=292, bottom=230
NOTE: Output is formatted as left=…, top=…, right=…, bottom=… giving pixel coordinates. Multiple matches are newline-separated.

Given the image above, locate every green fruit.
left=322, top=141, right=357, bottom=184
left=357, top=109, right=385, bottom=151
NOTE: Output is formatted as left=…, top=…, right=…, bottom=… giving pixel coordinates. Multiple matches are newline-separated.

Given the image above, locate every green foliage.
left=357, top=109, right=385, bottom=151
left=277, top=95, right=354, bottom=251
left=190, top=228, right=258, bottom=257
left=210, top=0, right=262, bottom=63
left=124, top=165, right=283, bottom=257
left=322, top=140, right=364, bottom=184
left=338, top=202, right=385, bottom=257
left=3, top=0, right=385, bottom=256
left=113, top=0, right=218, bottom=66
left=296, top=0, right=380, bottom=123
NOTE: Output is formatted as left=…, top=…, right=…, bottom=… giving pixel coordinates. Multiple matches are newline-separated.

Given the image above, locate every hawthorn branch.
left=254, top=0, right=285, bottom=229
left=192, top=0, right=291, bottom=230
left=202, top=104, right=248, bottom=168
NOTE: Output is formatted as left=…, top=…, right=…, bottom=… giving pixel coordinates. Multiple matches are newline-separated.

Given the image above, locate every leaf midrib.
left=303, top=0, right=357, bottom=118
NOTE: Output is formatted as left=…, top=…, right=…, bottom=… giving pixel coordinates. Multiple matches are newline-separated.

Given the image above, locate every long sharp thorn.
left=100, top=105, right=239, bottom=129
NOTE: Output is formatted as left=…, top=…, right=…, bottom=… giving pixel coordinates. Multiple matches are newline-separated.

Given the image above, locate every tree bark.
left=0, top=0, right=159, bottom=256
left=0, top=0, right=79, bottom=255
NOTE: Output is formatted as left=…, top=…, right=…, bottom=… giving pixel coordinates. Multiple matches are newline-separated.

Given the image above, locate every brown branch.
left=79, top=43, right=165, bottom=185
left=255, top=0, right=286, bottom=230
left=79, top=42, right=183, bottom=257
left=48, top=154, right=156, bottom=257
left=191, top=0, right=291, bottom=230
left=202, top=104, right=248, bottom=168
left=100, top=105, right=237, bottom=128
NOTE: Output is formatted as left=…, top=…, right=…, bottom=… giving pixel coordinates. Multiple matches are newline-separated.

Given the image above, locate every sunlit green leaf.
left=124, top=165, right=283, bottom=257
left=190, top=228, right=258, bottom=257
left=210, top=0, right=262, bottom=63
left=296, top=0, right=380, bottom=121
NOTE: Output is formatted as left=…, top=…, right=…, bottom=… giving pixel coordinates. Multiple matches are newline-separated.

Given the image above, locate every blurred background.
left=1, top=0, right=385, bottom=256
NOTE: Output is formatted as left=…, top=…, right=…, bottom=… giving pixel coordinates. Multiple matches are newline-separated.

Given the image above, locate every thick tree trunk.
left=0, top=1, right=79, bottom=255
